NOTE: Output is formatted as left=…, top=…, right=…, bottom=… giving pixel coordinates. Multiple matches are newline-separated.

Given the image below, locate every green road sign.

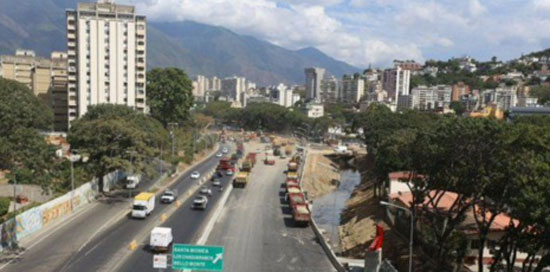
left=172, top=244, right=224, bottom=271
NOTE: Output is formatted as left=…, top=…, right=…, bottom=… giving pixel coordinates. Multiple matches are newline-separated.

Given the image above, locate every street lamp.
left=380, top=200, right=414, bottom=272
left=167, top=122, right=179, bottom=168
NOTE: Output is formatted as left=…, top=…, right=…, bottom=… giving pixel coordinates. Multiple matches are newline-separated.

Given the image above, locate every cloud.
left=121, top=0, right=550, bottom=68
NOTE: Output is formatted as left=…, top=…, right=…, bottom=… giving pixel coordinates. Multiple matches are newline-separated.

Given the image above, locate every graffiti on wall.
left=0, top=219, right=17, bottom=252
left=15, top=208, right=43, bottom=239
left=42, top=200, right=71, bottom=226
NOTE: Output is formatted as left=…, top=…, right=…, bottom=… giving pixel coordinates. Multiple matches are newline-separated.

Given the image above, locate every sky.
left=122, top=0, right=550, bottom=69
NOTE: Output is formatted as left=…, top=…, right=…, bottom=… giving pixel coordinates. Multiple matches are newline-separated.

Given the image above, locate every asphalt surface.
left=206, top=153, right=336, bottom=272
left=0, top=159, right=170, bottom=272
left=56, top=144, right=231, bottom=272
left=117, top=151, right=235, bottom=271
left=0, top=144, right=227, bottom=272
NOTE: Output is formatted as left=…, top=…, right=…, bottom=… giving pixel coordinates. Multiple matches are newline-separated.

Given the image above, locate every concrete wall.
left=0, top=171, right=121, bottom=252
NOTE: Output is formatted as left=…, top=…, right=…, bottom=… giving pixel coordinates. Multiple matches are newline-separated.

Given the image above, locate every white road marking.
left=0, top=203, right=99, bottom=271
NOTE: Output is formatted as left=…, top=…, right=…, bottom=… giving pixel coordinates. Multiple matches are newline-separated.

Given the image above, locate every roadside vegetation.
left=356, top=103, right=550, bottom=272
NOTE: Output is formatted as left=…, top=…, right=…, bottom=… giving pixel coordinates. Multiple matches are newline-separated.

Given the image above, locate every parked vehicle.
left=287, top=162, right=298, bottom=172
left=233, top=171, right=250, bottom=188
left=291, top=203, right=311, bottom=227
left=193, top=196, right=208, bottom=210
left=125, top=174, right=142, bottom=189
left=190, top=171, right=201, bottom=179
left=160, top=189, right=177, bottom=203
left=132, top=192, right=155, bottom=218
left=150, top=227, right=173, bottom=252
left=264, top=155, right=275, bottom=165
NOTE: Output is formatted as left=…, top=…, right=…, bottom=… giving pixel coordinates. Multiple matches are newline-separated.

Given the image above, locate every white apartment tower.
left=382, top=66, right=410, bottom=101
left=305, top=67, right=325, bottom=102
left=66, top=0, right=146, bottom=124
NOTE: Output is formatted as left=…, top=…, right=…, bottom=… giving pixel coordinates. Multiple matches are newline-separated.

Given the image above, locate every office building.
left=305, top=67, right=325, bottom=102
left=51, top=52, right=70, bottom=131
left=269, top=83, right=295, bottom=108
left=66, top=0, right=147, bottom=125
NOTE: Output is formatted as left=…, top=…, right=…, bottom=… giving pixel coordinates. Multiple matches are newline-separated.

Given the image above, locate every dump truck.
left=286, top=171, right=298, bottom=180
left=292, top=203, right=311, bottom=227
left=233, top=171, right=250, bottom=188
left=287, top=162, right=299, bottom=172
left=288, top=191, right=307, bottom=207
left=264, top=155, right=275, bottom=165
left=241, top=159, right=253, bottom=172
left=285, top=146, right=293, bottom=156
left=217, top=158, right=233, bottom=170
left=132, top=192, right=155, bottom=218
left=247, top=152, right=257, bottom=166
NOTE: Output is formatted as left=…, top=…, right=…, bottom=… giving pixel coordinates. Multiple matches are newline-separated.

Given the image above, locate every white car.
left=212, top=179, right=222, bottom=187
left=192, top=196, right=208, bottom=210
left=222, top=148, right=228, bottom=154
left=160, top=190, right=177, bottom=203
left=199, top=187, right=212, bottom=196
left=190, top=171, right=201, bottom=179
left=216, top=153, right=223, bottom=158
left=226, top=169, right=234, bottom=176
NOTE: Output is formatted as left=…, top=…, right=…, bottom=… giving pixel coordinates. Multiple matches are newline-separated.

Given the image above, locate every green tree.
left=147, top=68, right=194, bottom=126
left=0, top=78, right=56, bottom=191
left=530, top=85, right=550, bottom=105
left=449, top=101, right=466, bottom=115
left=68, top=105, right=167, bottom=192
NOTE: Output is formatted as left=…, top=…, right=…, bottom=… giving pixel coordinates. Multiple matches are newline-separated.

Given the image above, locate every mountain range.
left=0, top=0, right=360, bottom=85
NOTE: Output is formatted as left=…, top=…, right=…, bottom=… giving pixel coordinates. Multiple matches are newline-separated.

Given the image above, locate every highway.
left=116, top=151, right=235, bottom=271
left=205, top=151, right=336, bottom=272
left=0, top=144, right=228, bottom=272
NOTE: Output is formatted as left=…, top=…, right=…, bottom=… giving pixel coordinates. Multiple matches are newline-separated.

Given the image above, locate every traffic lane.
left=207, top=158, right=336, bottom=272
left=56, top=146, right=227, bottom=272
left=0, top=160, right=171, bottom=272
left=117, top=172, right=233, bottom=272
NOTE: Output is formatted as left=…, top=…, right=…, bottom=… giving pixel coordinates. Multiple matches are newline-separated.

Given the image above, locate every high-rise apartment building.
left=0, top=50, right=55, bottom=104
left=193, top=75, right=209, bottom=97
left=210, top=76, right=221, bottom=91
left=305, top=67, right=325, bottom=102
left=66, top=0, right=147, bottom=124
left=341, top=75, right=365, bottom=103
left=382, top=66, right=410, bottom=102
left=50, top=52, right=70, bottom=131
left=321, top=75, right=339, bottom=102
left=221, top=76, right=246, bottom=102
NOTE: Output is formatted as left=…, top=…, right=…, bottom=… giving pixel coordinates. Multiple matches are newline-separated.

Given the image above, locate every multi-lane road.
left=0, top=144, right=230, bottom=272
left=205, top=151, right=335, bottom=272
left=0, top=141, right=337, bottom=272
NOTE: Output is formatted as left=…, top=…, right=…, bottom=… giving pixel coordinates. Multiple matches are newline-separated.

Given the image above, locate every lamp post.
left=380, top=200, right=414, bottom=272
left=167, top=122, right=179, bottom=169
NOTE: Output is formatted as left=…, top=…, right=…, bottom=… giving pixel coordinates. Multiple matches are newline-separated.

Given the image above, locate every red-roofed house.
left=386, top=190, right=541, bottom=272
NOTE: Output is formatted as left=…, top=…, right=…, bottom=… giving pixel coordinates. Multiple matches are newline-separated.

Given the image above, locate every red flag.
left=368, top=225, right=385, bottom=251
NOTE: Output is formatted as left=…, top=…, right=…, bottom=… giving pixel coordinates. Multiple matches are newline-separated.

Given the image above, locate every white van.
left=150, top=227, right=173, bottom=252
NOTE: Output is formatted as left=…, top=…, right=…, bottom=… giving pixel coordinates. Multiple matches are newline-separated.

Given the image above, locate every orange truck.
left=291, top=203, right=311, bottom=227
